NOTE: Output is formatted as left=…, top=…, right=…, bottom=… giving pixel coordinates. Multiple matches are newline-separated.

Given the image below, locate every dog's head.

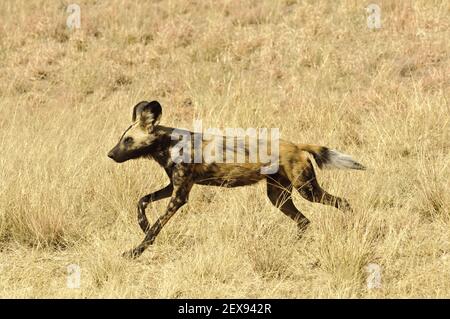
left=108, top=100, right=162, bottom=163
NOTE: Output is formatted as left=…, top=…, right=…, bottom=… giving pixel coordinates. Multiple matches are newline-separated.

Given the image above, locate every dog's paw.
left=122, top=249, right=141, bottom=259
left=338, top=199, right=353, bottom=213
left=296, top=219, right=310, bottom=239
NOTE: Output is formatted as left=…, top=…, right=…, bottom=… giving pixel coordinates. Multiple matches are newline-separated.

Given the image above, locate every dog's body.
left=108, top=101, right=365, bottom=258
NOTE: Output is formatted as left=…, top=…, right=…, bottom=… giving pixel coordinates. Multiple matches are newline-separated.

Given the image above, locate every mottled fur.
left=108, top=101, right=365, bottom=258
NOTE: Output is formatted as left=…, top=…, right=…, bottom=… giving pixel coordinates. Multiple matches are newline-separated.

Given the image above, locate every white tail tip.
left=322, top=149, right=366, bottom=170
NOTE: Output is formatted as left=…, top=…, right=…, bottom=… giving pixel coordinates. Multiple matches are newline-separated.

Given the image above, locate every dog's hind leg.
left=290, top=155, right=352, bottom=212
left=266, top=174, right=310, bottom=232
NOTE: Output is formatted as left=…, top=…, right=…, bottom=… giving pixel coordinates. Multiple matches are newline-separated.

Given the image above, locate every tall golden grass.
left=0, top=0, right=448, bottom=298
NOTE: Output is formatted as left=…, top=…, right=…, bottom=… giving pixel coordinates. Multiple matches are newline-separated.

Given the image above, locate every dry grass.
left=0, top=0, right=449, bottom=298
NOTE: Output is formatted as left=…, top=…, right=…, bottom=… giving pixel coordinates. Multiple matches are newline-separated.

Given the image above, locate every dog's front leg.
left=137, top=184, right=174, bottom=233
left=123, top=167, right=193, bottom=259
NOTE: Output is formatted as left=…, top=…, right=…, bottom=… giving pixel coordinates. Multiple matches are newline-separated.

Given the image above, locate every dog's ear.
left=132, top=101, right=149, bottom=122
left=135, top=101, right=162, bottom=130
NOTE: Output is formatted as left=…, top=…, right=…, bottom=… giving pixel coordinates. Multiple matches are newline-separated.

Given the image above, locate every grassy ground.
left=0, top=0, right=449, bottom=298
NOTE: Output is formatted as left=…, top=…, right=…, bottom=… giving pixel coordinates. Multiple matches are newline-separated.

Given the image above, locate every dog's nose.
left=107, top=151, right=114, bottom=159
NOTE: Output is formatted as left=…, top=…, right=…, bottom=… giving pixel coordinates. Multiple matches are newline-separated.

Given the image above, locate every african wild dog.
left=108, top=100, right=365, bottom=258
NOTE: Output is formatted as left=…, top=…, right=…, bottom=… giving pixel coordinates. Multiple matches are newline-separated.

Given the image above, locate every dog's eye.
left=123, top=137, right=133, bottom=145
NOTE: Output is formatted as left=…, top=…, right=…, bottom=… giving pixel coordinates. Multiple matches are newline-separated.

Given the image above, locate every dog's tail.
left=298, top=144, right=366, bottom=170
